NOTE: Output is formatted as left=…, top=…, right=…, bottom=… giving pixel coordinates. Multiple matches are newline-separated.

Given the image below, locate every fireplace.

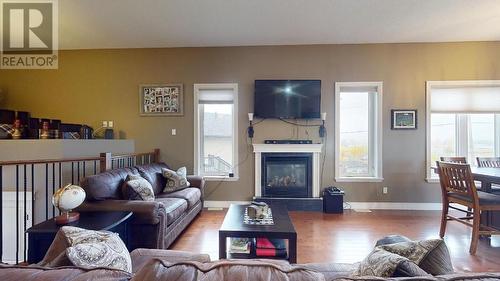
left=261, top=153, right=312, bottom=198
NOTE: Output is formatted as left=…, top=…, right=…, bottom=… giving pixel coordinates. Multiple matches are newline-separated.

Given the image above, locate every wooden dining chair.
left=437, top=161, right=500, bottom=254
left=477, top=157, right=500, bottom=168
left=440, top=156, right=467, bottom=163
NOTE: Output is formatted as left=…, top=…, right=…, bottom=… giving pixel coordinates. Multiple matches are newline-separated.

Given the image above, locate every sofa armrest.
left=77, top=200, right=166, bottom=225
left=187, top=175, right=205, bottom=200
left=187, top=175, right=204, bottom=189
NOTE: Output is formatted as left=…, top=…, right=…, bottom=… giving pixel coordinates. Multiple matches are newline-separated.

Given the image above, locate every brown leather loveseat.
left=77, top=163, right=204, bottom=250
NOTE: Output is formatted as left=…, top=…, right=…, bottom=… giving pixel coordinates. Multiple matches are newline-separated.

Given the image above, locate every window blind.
left=198, top=89, right=234, bottom=104
left=430, top=86, right=500, bottom=113
left=339, top=86, right=378, bottom=93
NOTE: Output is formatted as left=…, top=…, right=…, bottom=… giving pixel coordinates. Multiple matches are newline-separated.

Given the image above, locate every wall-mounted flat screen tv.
left=254, top=80, right=321, bottom=119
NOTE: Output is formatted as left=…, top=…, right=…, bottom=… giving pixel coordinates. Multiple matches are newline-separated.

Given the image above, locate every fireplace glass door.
left=261, top=153, right=312, bottom=198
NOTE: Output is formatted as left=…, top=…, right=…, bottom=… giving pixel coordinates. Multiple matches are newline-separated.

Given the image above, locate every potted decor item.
left=52, top=184, right=86, bottom=225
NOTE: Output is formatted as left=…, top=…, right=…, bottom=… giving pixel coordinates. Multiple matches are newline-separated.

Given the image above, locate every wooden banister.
left=0, top=156, right=100, bottom=166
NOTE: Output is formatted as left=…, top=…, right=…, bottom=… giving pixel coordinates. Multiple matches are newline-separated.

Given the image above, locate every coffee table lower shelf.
left=218, top=204, right=298, bottom=264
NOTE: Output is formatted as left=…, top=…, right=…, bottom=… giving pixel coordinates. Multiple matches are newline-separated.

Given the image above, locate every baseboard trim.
left=347, top=202, right=442, bottom=210
left=204, top=200, right=442, bottom=210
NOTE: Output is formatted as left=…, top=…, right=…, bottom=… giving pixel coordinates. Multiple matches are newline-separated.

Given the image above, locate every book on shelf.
left=229, top=238, right=251, bottom=254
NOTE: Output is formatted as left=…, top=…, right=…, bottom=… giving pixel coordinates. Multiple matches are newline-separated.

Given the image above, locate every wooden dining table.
left=469, top=167, right=500, bottom=193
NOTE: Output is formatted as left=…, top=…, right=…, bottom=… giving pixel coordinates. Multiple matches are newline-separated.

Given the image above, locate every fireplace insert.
left=261, top=153, right=312, bottom=198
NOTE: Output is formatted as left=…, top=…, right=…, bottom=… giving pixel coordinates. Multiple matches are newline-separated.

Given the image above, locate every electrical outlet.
left=383, top=186, right=389, bottom=194
left=108, top=121, right=114, bottom=128
left=171, top=129, right=177, bottom=136
left=102, top=121, right=108, bottom=128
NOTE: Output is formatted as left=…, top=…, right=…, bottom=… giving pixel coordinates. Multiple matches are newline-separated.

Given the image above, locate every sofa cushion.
left=80, top=167, right=138, bottom=201
left=162, top=167, right=190, bottom=193
left=122, top=174, right=155, bottom=201
left=155, top=197, right=188, bottom=225
left=158, top=188, right=201, bottom=209
left=136, top=163, right=170, bottom=195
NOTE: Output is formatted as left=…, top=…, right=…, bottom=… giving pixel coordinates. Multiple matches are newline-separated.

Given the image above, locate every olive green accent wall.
left=1, top=42, right=499, bottom=203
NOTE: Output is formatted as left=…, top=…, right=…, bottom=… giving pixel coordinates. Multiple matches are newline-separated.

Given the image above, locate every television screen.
left=254, top=80, right=321, bottom=119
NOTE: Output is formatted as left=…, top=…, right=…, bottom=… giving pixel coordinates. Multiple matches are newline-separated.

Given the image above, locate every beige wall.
left=1, top=42, right=499, bottom=203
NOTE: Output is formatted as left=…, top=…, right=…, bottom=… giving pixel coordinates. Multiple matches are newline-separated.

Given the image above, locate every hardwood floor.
left=171, top=208, right=500, bottom=272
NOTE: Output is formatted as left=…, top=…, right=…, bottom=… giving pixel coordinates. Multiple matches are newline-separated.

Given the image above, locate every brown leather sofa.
left=77, top=163, right=204, bottom=250
left=1, top=249, right=499, bottom=281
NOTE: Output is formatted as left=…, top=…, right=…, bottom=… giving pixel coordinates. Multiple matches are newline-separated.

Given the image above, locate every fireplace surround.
left=253, top=143, right=322, bottom=198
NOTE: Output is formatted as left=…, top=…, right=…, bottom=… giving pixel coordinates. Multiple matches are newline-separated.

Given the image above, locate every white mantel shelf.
left=253, top=143, right=323, bottom=198
left=253, top=143, right=323, bottom=153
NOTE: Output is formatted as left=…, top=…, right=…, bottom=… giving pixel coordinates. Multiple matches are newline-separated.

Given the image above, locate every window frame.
left=334, top=81, right=383, bottom=182
left=193, top=83, right=239, bottom=181
left=426, top=80, right=500, bottom=182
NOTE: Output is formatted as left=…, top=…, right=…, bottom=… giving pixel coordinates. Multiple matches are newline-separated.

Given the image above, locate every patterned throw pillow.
left=61, top=226, right=132, bottom=273
left=162, top=167, right=190, bottom=193
left=122, top=173, right=155, bottom=201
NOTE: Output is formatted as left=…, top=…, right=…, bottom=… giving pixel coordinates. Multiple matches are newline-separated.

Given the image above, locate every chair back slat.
left=440, top=156, right=467, bottom=164
left=436, top=161, right=478, bottom=198
left=476, top=157, right=500, bottom=168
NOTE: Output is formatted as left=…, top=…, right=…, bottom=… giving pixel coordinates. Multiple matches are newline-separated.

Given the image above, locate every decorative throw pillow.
left=351, top=248, right=427, bottom=277
left=61, top=226, right=132, bottom=273
left=162, top=167, right=190, bottom=193
left=122, top=173, right=155, bottom=201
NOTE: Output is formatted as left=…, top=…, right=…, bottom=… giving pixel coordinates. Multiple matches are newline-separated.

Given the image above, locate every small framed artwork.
left=139, top=84, right=184, bottom=116
left=391, top=109, right=417, bottom=130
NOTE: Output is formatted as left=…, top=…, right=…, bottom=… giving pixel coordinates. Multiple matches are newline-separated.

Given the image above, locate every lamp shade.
left=321, top=112, right=327, bottom=121
left=248, top=113, right=254, bottom=121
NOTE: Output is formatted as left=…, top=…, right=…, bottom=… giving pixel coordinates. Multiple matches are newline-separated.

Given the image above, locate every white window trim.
left=425, top=80, right=500, bottom=182
left=334, top=81, right=383, bottom=182
left=193, top=83, right=239, bottom=180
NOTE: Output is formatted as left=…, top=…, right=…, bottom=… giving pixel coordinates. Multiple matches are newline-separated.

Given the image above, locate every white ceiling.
left=59, top=0, right=500, bottom=50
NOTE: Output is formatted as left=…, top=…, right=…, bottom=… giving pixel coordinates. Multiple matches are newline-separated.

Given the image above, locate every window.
left=335, top=82, right=383, bottom=181
left=426, top=81, right=500, bottom=181
left=194, top=84, right=238, bottom=179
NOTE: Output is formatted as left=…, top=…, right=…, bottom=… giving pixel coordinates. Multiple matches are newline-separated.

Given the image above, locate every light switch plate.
left=108, top=121, right=114, bottom=128
left=102, top=121, right=108, bottom=128
left=171, top=129, right=177, bottom=135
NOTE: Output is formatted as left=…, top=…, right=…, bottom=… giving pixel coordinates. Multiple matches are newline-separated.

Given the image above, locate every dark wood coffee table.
left=219, top=204, right=297, bottom=263
left=26, top=211, right=132, bottom=264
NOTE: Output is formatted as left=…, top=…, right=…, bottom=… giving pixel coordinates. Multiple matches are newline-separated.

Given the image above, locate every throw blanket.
left=352, top=239, right=443, bottom=277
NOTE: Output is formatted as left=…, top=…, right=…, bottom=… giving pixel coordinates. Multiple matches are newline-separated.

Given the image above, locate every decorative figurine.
left=11, top=119, right=22, bottom=139
left=40, top=121, right=50, bottom=139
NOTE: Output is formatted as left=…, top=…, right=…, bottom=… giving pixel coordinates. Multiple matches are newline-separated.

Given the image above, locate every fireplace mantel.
left=253, top=143, right=323, bottom=198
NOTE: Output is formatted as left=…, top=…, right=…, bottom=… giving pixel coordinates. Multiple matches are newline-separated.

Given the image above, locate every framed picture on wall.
left=391, top=109, right=417, bottom=130
left=139, top=84, right=184, bottom=116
